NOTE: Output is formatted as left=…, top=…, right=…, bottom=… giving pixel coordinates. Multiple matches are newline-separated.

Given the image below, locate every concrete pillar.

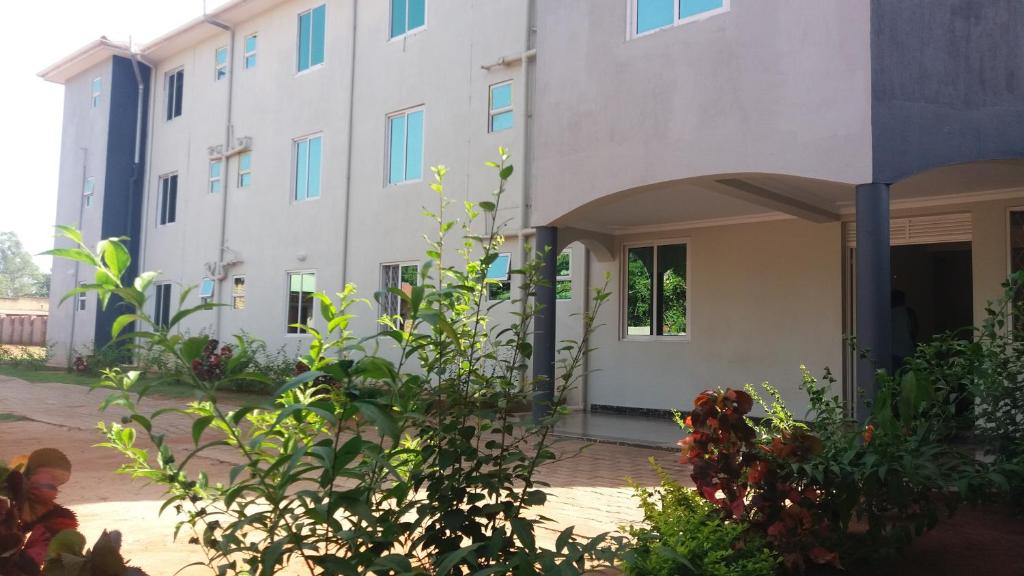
left=532, top=226, right=558, bottom=421
left=855, top=182, right=892, bottom=422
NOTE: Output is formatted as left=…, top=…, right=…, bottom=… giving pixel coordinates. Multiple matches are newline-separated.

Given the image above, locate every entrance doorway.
left=890, top=242, right=974, bottom=359
left=842, top=214, right=974, bottom=411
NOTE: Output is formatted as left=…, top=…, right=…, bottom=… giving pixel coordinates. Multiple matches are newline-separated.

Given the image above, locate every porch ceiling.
left=887, top=159, right=1024, bottom=202
left=551, top=173, right=854, bottom=234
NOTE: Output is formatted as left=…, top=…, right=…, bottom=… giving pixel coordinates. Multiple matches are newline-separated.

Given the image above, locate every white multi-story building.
left=42, top=0, right=1024, bottom=419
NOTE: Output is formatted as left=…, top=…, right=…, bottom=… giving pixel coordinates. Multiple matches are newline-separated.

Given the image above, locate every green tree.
left=0, top=231, right=45, bottom=298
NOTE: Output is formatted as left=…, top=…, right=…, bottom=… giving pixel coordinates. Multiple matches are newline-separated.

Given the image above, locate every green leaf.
left=435, top=543, right=483, bottom=576
left=353, top=400, right=399, bottom=441
left=111, top=314, right=145, bottom=339
left=510, top=518, right=536, bottom=552
left=181, top=336, right=210, bottom=363
left=100, top=239, right=131, bottom=281
left=191, top=415, right=215, bottom=446
left=44, top=247, right=98, bottom=268
left=499, top=165, right=514, bottom=180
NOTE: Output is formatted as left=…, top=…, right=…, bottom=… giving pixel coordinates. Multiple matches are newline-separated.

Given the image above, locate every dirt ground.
left=2, top=374, right=1023, bottom=576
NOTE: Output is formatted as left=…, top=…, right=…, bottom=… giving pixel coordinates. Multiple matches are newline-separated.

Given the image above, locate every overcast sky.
left=0, top=1, right=230, bottom=272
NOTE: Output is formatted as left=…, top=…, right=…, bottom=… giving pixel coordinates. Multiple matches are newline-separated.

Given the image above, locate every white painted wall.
left=48, top=59, right=112, bottom=366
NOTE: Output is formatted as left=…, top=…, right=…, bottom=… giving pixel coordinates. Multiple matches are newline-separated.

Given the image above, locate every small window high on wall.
left=634, top=0, right=728, bottom=36
left=380, top=262, right=419, bottom=330
left=297, top=5, right=326, bottom=72
left=390, top=0, right=426, bottom=39
left=624, top=241, right=688, bottom=338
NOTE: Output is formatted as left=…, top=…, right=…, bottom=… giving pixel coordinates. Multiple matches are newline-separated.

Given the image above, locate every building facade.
left=42, top=0, right=1024, bottom=418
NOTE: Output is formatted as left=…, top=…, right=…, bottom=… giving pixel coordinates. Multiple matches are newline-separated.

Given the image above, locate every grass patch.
left=0, top=412, right=24, bottom=422
left=0, top=365, right=196, bottom=398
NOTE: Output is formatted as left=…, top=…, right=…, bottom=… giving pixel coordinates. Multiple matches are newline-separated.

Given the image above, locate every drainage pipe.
left=340, top=0, right=359, bottom=287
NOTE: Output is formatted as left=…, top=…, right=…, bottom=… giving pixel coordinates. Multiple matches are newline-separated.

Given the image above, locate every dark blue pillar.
left=532, top=226, right=558, bottom=421
left=855, top=182, right=892, bottom=422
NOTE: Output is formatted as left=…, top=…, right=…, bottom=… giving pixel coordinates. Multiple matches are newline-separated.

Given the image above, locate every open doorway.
left=890, top=242, right=974, bottom=365
left=842, top=215, right=974, bottom=412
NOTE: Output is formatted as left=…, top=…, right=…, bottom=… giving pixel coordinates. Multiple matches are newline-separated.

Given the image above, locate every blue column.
left=855, top=182, right=892, bottom=422
left=532, top=226, right=558, bottom=421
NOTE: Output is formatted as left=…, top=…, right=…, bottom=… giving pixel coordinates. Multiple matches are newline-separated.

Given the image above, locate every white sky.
left=0, top=1, right=230, bottom=272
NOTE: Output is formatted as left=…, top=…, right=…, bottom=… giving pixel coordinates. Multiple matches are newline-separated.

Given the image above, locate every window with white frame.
left=165, top=67, right=184, bottom=120
left=77, top=282, right=87, bottom=312
left=556, top=249, right=572, bottom=301
left=238, top=152, right=252, bottom=188
left=386, top=108, right=424, bottom=185
left=624, top=241, right=688, bottom=337
left=214, top=47, right=228, bottom=81
left=488, top=81, right=513, bottom=133
left=199, top=278, right=215, bottom=305
left=244, top=33, right=258, bottom=69
left=90, top=77, right=102, bottom=108
left=158, top=173, right=178, bottom=225
left=633, top=0, right=728, bottom=36
left=83, top=177, right=95, bottom=208
left=209, top=159, right=223, bottom=193
left=294, top=135, right=322, bottom=201
left=154, top=283, right=172, bottom=328
left=232, top=275, right=246, bottom=310
left=297, top=5, right=326, bottom=72
left=390, top=0, right=426, bottom=39
left=486, top=253, right=512, bottom=302
left=380, top=262, right=419, bottom=330
left=287, top=272, right=316, bottom=333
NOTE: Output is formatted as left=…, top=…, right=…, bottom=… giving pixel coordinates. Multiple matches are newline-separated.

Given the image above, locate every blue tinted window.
left=298, top=11, right=311, bottom=71
left=311, top=5, right=326, bottom=67
left=408, top=0, right=426, bottom=31
left=244, top=34, right=257, bottom=69
left=390, top=0, right=406, bottom=38
left=405, top=111, right=423, bottom=181
left=490, top=111, right=513, bottom=132
left=637, top=0, right=673, bottom=33
left=391, top=0, right=426, bottom=38
left=388, top=114, right=407, bottom=184
left=490, top=83, right=512, bottom=110
left=680, top=0, right=723, bottom=19
left=486, top=253, right=511, bottom=280
left=307, top=136, right=322, bottom=198
left=388, top=110, right=424, bottom=184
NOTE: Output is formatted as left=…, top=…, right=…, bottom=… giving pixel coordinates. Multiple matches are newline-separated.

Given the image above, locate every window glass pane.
left=490, top=111, right=513, bottom=132
left=200, top=278, right=215, bottom=298
left=174, top=71, right=184, bottom=117
left=400, top=264, right=418, bottom=286
left=626, top=247, right=654, bottom=335
left=388, top=114, right=407, bottom=184
left=166, top=73, right=175, bottom=120
left=557, top=280, right=572, bottom=300
left=239, top=173, right=252, bottom=188
left=245, top=55, right=256, bottom=69
left=295, top=139, right=309, bottom=200
left=657, top=243, right=687, bottom=335
left=408, top=0, right=426, bottom=31
left=239, top=152, right=251, bottom=171
left=680, top=0, right=723, bottom=19
left=167, top=176, right=177, bottom=223
left=298, top=11, right=311, bottom=71
left=233, top=276, right=246, bottom=310
left=556, top=250, right=571, bottom=278
left=390, top=0, right=407, bottom=38
left=245, top=35, right=257, bottom=53
left=92, top=77, right=101, bottom=93
left=490, top=83, right=512, bottom=110
left=307, top=136, right=322, bottom=198
left=311, top=5, right=326, bottom=66
left=488, top=282, right=511, bottom=302
left=288, top=273, right=315, bottom=333
left=210, top=161, right=222, bottom=179
left=405, top=110, right=424, bottom=181
left=637, top=0, right=674, bottom=33
left=216, top=47, right=227, bottom=65
left=83, top=178, right=95, bottom=195
left=486, top=253, right=511, bottom=280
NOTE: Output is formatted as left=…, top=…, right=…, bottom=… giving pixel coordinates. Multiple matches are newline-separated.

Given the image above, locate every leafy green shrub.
left=52, top=151, right=622, bottom=575
left=624, top=459, right=781, bottom=576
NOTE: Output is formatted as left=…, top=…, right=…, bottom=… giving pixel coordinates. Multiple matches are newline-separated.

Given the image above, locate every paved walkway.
left=0, top=375, right=690, bottom=574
